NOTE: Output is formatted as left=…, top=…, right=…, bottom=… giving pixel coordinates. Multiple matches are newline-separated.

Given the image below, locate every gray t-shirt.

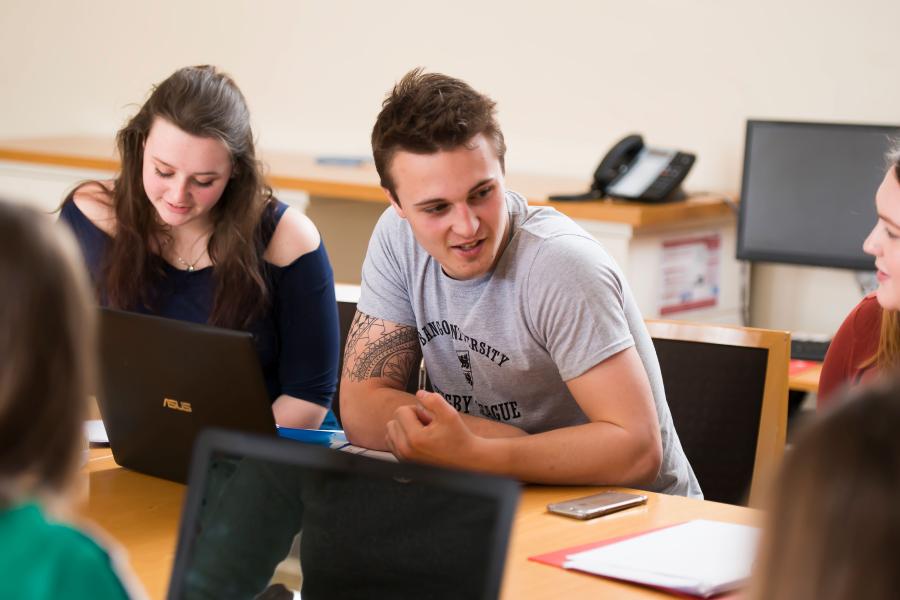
left=359, top=191, right=701, bottom=497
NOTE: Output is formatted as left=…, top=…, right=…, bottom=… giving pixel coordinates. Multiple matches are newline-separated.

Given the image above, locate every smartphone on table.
left=547, top=491, right=648, bottom=520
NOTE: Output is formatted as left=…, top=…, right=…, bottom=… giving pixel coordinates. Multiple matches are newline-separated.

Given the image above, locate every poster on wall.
left=659, top=233, right=720, bottom=316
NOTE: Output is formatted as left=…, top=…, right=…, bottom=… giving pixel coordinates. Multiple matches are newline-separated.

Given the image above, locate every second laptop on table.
left=96, top=308, right=277, bottom=483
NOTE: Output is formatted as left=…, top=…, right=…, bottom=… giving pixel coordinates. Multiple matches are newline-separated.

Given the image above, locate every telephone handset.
left=550, top=134, right=696, bottom=203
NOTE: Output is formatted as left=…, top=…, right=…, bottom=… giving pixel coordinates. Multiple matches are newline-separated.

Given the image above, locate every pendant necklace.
left=167, top=231, right=209, bottom=272
left=175, top=253, right=202, bottom=272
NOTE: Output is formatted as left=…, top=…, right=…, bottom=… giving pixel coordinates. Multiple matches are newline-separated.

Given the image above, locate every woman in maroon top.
left=819, top=147, right=900, bottom=406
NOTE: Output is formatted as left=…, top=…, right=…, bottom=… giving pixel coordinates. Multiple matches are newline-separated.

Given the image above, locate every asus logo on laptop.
left=163, top=398, right=193, bottom=413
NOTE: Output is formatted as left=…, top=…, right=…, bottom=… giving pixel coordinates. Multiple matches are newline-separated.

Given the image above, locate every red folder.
left=789, top=359, right=817, bottom=376
left=528, top=523, right=741, bottom=599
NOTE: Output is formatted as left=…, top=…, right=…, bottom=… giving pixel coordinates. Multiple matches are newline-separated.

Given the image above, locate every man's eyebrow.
left=467, top=177, right=495, bottom=193
left=151, top=156, right=221, bottom=177
left=411, top=178, right=496, bottom=207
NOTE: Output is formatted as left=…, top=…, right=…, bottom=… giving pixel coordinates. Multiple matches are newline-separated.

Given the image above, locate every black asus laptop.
left=167, top=429, right=521, bottom=600
left=97, top=308, right=277, bottom=483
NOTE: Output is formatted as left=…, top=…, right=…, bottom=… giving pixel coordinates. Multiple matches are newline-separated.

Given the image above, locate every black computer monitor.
left=737, top=119, right=900, bottom=270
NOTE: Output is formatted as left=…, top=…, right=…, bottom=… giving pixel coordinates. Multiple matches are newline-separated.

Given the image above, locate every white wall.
left=1, top=0, right=896, bottom=332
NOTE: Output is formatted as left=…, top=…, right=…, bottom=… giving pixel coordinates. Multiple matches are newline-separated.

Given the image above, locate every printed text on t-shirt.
left=418, top=319, right=510, bottom=367
left=432, top=384, right=522, bottom=423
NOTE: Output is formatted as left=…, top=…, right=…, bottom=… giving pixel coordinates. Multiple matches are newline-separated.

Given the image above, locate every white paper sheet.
left=563, top=519, right=759, bottom=597
left=335, top=443, right=398, bottom=462
left=84, top=419, right=109, bottom=444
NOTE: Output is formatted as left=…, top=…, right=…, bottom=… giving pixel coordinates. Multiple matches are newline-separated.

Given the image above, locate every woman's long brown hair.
left=102, top=65, right=271, bottom=329
left=865, top=309, right=900, bottom=370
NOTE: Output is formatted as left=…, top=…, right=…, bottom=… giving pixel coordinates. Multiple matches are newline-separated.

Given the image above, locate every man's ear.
left=384, top=187, right=406, bottom=219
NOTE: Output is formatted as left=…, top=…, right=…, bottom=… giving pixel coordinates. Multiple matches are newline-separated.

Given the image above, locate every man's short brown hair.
left=371, top=68, right=507, bottom=202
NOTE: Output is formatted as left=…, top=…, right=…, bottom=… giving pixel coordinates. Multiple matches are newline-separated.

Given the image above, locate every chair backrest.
left=646, top=319, right=790, bottom=506
left=332, top=299, right=358, bottom=426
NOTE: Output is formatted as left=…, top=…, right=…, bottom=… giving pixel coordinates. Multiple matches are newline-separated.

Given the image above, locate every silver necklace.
left=164, top=232, right=209, bottom=272
left=174, top=253, right=203, bottom=272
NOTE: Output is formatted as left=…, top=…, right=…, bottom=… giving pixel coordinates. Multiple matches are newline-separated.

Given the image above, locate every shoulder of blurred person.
left=0, top=502, right=141, bottom=600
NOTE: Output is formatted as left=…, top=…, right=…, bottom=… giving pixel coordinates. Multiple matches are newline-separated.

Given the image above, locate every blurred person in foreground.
left=749, top=375, right=900, bottom=600
left=0, top=200, right=145, bottom=599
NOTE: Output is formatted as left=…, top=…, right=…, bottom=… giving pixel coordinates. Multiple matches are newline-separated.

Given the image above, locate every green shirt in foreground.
left=0, top=502, right=132, bottom=600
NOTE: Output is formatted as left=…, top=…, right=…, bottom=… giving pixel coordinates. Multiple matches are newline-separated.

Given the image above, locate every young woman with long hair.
left=819, top=145, right=900, bottom=407
left=59, top=65, right=340, bottom=428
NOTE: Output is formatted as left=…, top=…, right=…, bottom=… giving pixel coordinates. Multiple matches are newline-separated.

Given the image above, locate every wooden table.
left=81, top=449, right=759, bottom=600
left=788, top=361, right=821, bottom=394
left=81, top=450, right=184, bottom=600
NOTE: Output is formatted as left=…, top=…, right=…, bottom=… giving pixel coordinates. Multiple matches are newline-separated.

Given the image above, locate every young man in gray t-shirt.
left=341, top=69, right=701, bottom=497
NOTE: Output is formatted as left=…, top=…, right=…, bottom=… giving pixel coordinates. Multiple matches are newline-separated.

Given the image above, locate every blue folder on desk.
left=276, top=427, right=347, bottom=446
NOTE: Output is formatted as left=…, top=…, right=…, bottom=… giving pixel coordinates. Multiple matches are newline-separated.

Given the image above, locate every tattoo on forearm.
left=343, top=311, right=420, bottom=385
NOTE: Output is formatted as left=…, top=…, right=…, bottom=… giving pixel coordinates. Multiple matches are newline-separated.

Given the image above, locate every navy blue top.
left=60, top=198, right=340, bottom=417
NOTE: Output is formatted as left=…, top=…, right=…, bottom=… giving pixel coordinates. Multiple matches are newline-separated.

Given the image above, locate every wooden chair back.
left=646, top=319, right=790, bottom=506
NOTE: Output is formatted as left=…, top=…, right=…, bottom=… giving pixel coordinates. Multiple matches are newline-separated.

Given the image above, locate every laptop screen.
left=168, top=430, right=520, bottom=600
